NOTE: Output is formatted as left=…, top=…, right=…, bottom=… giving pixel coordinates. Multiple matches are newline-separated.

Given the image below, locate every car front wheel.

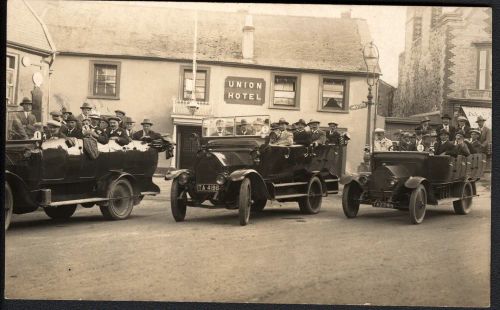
left=44, top=204, right=77, bottom=220
left=409, top=184, right=427, bottom=224
left=5, top=183, right=14, bottom=230
left=100, top=179, right=134, bottom=220
left=171, top=180, right=187, bottom=222
left=238, top=178, right=252, bottom=226
left=298, top=176, right=323, bottom=214
left=342, top=182, right=362, bottom=218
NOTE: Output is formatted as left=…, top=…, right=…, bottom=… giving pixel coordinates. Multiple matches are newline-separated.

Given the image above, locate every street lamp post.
left=362, top=42, right=380, bottom=169
left=187, top=10, right=200, bottom=116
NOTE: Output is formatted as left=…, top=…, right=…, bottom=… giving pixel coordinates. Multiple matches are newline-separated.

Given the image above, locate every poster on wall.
left=224, top=76, right=265, bottom=105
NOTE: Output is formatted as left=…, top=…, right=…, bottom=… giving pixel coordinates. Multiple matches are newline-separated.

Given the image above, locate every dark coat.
left=92, top=128, right=109, bottom=145
left=18, top=112, right=37, bottom=137
left=9, top=118, right=28, bottom=140
left=414, top=124, right=433, bottom=134
left=293, top=130, right=311, bottom=146
left=456, top=125, right=471, bottom=138
left=106, top=127, right=130, bottom=146
left=236, top=126, right=255, bottom=136
left=469, top=140, right=485, bottom=154
left=452, top=143, right=471, bottom=157
left=132, top=129, right=162, bottom=142
left=434, top=140, right=455, bottom=155
left=436, top=124, right=457, bottom=140
left=478, top=126, right=491, bottom=152
left=310, top=129, right=326, bottom=145
left=61, top=126, right=83, bottom=139
left=326, top=130, right=341, bottom=145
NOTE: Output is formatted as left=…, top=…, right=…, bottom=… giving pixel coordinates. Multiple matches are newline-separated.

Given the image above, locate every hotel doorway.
left=176, top=125, right=202, bottom=169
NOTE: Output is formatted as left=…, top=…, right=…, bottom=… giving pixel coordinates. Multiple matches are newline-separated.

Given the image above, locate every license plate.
left=197, top=184, right=220, bottom=192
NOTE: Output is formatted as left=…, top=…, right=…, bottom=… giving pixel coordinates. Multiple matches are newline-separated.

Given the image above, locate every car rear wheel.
left=238, top=178, right=252, bottom=226
left=100, top=179, right=134, bottom=220
left=453, top=182, right=473, bottom=215
left=5, top=183, right=13, bottom=231
left=409, top=184, right=427, bottom=224
left=44, top=204, right=77, bottom=220
left=342, top=183, right=362, bottom=218
left=251, top=199, right=267, bottom=212
left=298, top=176, right=323, bottom=214
left=171, top=180, right=187, bottom=222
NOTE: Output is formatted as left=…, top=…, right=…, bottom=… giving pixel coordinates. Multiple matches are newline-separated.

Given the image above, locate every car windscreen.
left=202, top=115, right=270, bottom=137
left=6, top=111, right=41, bottom=141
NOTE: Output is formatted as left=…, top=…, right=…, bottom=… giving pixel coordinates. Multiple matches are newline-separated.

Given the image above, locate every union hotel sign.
left=224, top=77, right=266, bottom=105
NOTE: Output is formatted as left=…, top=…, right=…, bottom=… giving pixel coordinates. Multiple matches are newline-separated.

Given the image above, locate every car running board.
left=45, top=192, right=160, bottom=207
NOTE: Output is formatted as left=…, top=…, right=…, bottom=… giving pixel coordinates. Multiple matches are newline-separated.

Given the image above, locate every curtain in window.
left=183, top=70, right=206, bottom=101
left=322, top=79, right=345, bottom=109
left=273, top=76, right=296, bottom=106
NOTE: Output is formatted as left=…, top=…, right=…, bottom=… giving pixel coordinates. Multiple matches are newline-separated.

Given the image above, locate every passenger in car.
left=398, top=132, right=413, bottom=151
left=373, top=128, right=393, bottom=151
left=77, top=102, right=93, bottom=126
left=417, top=133, right=434, bottom=152
left=469, top=129, right=485, bottom=154
left=107, top=116, right=130, bottom=146
left=89, top=113, right=101, bottom=130
left=124, top=117, right=136, bottom=138
left=45, top=120, right=67, bottom=139
left=99, top=116, right=110, bottom=130
left=211, top=119, right=231, bottom=137
left=452, top=132, right=471, bottom=157
left=237, top=119, right=254, bottom=135
left=132, top=119, right=161, bottom=142
left=18, top=97, right=38, bottom=138
left=456, top=116, right=471, bottom=138
left=115, top=110, right=127, bottom=128
left=326, top=121, right=341, bottom=145
left=293, top=119, right=311, bottom=146
left=434, top=129, right=455, bottom=155
left=269, top=119, right=293, bottom=146
left=61, top=114, right=83, bottom=139
left=9, top=116, right=29, bottom=140
left=61, top=108, right=72, bottom=125
left=252, top=118, right=265, bottom=136
left=308, top=119, right=326, bottom=146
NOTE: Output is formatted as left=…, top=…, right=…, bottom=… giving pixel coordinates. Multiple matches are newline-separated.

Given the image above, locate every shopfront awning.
left=460, top=106, right=491, bottom=128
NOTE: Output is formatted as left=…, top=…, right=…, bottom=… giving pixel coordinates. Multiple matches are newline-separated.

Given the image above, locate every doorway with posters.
left=176, top=125, right=202, bottom=169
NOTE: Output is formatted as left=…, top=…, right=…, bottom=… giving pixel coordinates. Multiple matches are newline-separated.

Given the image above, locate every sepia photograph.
left=4, top=0, right=492, bottom=307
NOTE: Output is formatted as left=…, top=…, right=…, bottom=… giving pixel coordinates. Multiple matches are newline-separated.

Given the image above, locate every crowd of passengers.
left=9, top=98, right=165, bottom=147
left=372, top=113, right=491, bottom=157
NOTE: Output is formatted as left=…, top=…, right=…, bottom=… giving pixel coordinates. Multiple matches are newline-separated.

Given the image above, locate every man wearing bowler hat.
left=436, top=114, right=456, bottom=140
left=18, top=97, right=37, bottom=137
left=106, top=116, right=130, bottom=146
left=124, top=117, right=137, bottom=138
left=236, top=119, right=254, bottom=136
left=269, top=118, right=293, bottom=146
left=77, top=102, right=93, bottom=125
left=475, top=116, right=491, bottom=152
left=326, top=121, right=341, bottom=145
left=293, top=118, right=311, bottom=146
left=308, top=119, right=326, bottom=146
left=132, top=119, right=161, bottom=142
left=415, top=116, right=432, bottom=135
left=61, top=107, right=72, bottom=125
left=61, top=114, right=83, bottom=139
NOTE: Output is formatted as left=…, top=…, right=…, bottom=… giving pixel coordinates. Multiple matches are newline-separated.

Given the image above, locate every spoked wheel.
left=238, top=178, right=252, bottom=226
left=100, top=179, right=134, bottom=220
left=453, top=182, right=473, bottom=215
left=171, top=180, right=187, bottom=222
left=251, top=199, right=267, bottom=212
left=44, top=204, right=77, bottom=220
left=298, top=176, right=323, bottom=214
left=342, top=183, right=362, bottom=218
left=409, top=184, right=427, bottom=224
left=5, top=183, right=13, bottom=230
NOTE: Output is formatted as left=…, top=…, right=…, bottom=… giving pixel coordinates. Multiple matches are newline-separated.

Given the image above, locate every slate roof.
left=7, top=0, right=54, bottom=54
left=29, top=1, right=374, bottom=73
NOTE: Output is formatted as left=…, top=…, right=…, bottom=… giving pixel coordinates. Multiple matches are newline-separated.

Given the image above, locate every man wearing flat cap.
left=415, top=116, right=432, bottom=135
left=45, top=120, right=67, bottom=140
left=106, top=116, right=130, bottom=146
left=373, top=128, right=393, bottom=151
left=308, top=119, right=326, bottom=146
left=50, top=110, right=68, bottom=132
left=77, top=102, right=93, bottom=125
left=293, top=119, right=311, bottom=146
left=469, top=129, right=485, bottom=154
left=436, top=114, right=456, bottom=141
left=453, top=131, right=471, bottom=157
left=132, top=119, right=161, bottom=142
left=475, top=116, right=491, bottom=153
left=326, top=121, right=341, bottom=145
left=18, top=97, right=38, bottom=137
left=269, top=118, right=293, bottom=146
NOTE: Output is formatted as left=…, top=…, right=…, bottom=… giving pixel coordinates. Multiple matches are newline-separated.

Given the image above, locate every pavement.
left=4, top=177, right=491, bottom=307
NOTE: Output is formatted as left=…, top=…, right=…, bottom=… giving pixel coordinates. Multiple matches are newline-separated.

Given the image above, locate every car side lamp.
left=178, top=172, right=190, bottom=185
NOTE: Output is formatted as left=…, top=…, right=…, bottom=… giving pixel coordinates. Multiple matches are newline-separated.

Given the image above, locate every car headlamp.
left=388, top=177, right=397, bottom=187
left=358, top=175, right=369, bottom=185
left=216, top=173, right=227, bottom=185
left=178, top=172, right=189, bottom=185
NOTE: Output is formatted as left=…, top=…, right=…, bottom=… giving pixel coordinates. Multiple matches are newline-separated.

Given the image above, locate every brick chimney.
left=242, top=13, right=255, bottom=63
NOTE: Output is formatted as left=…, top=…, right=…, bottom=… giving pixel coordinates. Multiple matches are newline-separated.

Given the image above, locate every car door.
left=41, top=138, right=69, bottom=181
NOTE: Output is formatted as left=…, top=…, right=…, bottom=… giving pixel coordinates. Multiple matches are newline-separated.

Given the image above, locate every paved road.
left=5, top=178, right=490, bottom=307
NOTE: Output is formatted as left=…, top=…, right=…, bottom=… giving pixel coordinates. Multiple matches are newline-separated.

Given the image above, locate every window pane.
left=479, top=50, right=487, bottom=69
left=273, top=75, right=297, bottom=107
left=274, top=98, right=295, bottom=106
left=93, top=64, right=117, bottom=96
left=7, top=56, right=15, bottom=69
left=322, top=78, right=345, bottom=109
left=274, top=90, right=295, bottom=99
left=479, top=69, right=486, bottom=90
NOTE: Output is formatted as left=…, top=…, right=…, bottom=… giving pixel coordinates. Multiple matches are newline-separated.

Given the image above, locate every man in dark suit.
left=211, top=119, right=231, bottom=137
left=293, top=119, right=311, bottom=146
left=415, top=116, right=432, bottom=134
left=307, top=119, right=326, bottom=146
left=18, top=97, right=37, bottom=138
left=132, top=119, right=161, bottom=142
left=61, top=114, right=83, bottom=138
left=435, top=114, right=456, bottom=141
left=476, top=116, right=491, bottom=154
left=236, top=119, right=254, bottom=136
left=77, top=102, right=93, bottom=125
left=326, top=121, right=341, bottom=145
left=469, top=129, right=485, bottom=154
left=456, top=116, right=471, bottom=138
left=434, top=129, right=455, bottom=155
left=106, top=116, right=130, bottom=146
left=453, top=132, right=471, bottom=157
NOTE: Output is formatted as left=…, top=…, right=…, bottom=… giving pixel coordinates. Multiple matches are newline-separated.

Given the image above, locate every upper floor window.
left=270, top=73, right=300, bottom=109
left=477, top=48, right=492, bottom=90
left=318, top=76, right=349, bottom=112
left=88, top=60, right=121, bottom=99
left=182, top=68, right=209, bottom=101
left=6, top=55, right=17, bottom=106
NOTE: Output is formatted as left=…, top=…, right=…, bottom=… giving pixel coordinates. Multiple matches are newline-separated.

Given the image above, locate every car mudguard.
left=96, top=171, right=138, bottom=198
left=339, top=174, right=354, bottom=185
left=4, top=170, right=37, bottom=214
left=404, top=176, right=428, bottom=189
left=229, top=169, right=269, bottom=200
left=165, top=169, right=191, bottom=180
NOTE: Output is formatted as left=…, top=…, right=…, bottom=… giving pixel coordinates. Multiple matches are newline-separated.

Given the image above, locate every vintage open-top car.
left=166, top=115, right=347, bottom=226
left=340, top=151, right=486, bottom=224
left=4, top=111, right=173, bottom=230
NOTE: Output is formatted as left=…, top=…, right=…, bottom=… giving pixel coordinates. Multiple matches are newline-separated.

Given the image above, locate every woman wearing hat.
left=132, top=119, right=161, bottom=142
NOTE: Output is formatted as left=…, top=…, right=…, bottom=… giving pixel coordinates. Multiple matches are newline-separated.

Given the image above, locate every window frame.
left=6, top=53, right=19, bottom=106
left=318, top=75, right=350, bottom=113
left=269, top=71, right=301, bottom=110
left=179, top=65, right=210, bottom=102
left=476, top=47, right=492, bottom=90
left=88, top=60, right=121, bottom=100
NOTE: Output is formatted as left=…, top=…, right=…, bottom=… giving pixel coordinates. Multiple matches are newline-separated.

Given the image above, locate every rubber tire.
left=298, top=176, right=323, bottom=214
left=453, top=182, right=473, bottom=215
left=5, top=183, right=14, bottom=231
left=409, top=184, right=427, bottom=224
left=238, top=178, right=252, bottom=226
left=44, top=204, right=77, bottom=220
left=81, top=202, right=95, bottom=208
left=251, top=199, right=267, bottom=212
left=342, top=183, right=362, bottom=218
left=171, top=180, right=187, bottom=222
left=99, top=179, right=134, bottom=220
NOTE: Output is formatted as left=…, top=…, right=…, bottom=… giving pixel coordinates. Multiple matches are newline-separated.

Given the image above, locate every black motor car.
left=340, top=151, right=486, bottom=224
left=166, top=115, right=347, bottom=226
left=4, top=111, right=174, bottom=230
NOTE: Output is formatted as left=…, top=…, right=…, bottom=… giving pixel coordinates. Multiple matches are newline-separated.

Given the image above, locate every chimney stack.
left=242, top=13, right=254, bottom=63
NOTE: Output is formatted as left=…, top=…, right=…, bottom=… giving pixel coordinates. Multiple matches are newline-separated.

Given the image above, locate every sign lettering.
left=224, top=77, right=266, bottom=105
